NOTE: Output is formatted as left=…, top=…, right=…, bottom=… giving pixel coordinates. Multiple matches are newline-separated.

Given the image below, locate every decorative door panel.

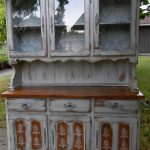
left=15, top=119, right=26, bottom=150
left=49, top=0, right=90, bottom=56
left=73, top=122, right=84, bottom=150
left=50, top=116, right=90, bottom=150
left=118, top=123, right=130, bottom=150
left=7, top=0, right=47, bottom=57
left=31, top=120, right=43, bottom=149
left=95, top=117, right=137, bottom=150
left=93, top=0, right=137, bottom=55
left=101, top=123, right=112, bottom=150
left=57, top=122, right=68, bottom=150
left=8, top=115, right=48, bottom=150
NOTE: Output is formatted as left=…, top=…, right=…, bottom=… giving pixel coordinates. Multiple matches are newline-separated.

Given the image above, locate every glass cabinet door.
left=49, top=0, right=90, bottom=56
left=8, top=0, right=46, bottom=57
left=93, top=0, right=137, bottom=56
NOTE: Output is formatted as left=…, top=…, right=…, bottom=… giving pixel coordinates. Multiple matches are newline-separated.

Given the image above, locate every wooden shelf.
left=1, top=86, right=144, bottom=100
left=99, top=22, right=131, bottom=26
left=13, top=26, right=41, bottom=28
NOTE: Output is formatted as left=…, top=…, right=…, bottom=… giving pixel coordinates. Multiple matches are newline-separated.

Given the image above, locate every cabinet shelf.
left=13, top=25, right=41, bottom=28
left=99, top=22, right=131, bottom=26
left=1, top=86, right=144, bottom=100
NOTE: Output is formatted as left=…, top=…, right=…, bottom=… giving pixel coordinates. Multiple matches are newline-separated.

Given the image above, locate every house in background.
left=139, top=16, right=150, bottom=54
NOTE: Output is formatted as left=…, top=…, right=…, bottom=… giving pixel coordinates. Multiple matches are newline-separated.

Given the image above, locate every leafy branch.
left=140, top=0, right=150, bottom=19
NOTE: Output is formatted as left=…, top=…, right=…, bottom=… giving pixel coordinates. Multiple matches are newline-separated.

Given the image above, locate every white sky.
left=141, top=0, right=150, bottom=9
left=55, top=0, right=84, bottom=28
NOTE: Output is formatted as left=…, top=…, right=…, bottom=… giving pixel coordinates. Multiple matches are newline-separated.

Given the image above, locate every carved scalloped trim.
left=9, top=56, right=137, bottom=64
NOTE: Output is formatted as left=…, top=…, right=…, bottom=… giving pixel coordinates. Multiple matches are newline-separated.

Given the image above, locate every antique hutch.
left=2, top=0, right=144, bottom=150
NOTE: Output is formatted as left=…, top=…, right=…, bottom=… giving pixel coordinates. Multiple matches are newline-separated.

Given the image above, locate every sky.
left=55, top=0, right=84, bottom=29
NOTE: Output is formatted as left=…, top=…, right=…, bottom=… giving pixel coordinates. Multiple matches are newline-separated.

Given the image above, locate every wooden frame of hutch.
left=1, top=0, right=144, bottom=150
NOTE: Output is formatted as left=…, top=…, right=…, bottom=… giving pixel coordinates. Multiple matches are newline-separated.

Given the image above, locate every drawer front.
left=7, top=99, right=47, bottom=112
left=95, top=100, right=138, bottom=113
left=49, top=99, right=91, bottom=112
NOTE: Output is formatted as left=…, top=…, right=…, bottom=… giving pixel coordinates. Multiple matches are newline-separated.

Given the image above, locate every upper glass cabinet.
left=6, top=0, right=138, bottom=58
left=94, top=0, right=137, bottom=55
left=7, top=0, right=46, bottom=57
left=49, top=0, right=90, bottom=56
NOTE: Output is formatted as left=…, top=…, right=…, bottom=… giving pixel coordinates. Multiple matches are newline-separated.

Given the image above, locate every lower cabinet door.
left=49, top=116, right=91, bottom=150
left=8, top=115, right=48, bottom=150
left=95, top=117, right=138, bottom=150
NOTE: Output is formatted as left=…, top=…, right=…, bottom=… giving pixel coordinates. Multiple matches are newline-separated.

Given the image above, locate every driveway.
left=0, top=69, right=13, bottom=77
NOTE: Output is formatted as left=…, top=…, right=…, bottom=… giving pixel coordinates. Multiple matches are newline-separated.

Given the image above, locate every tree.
left=12, top=0, right=39, bottom=15
left=0, top=0, right=6, bottom=48
left=140, top=0, right=150, bottom=19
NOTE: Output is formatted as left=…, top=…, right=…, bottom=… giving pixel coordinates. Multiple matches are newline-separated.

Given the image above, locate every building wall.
left=139, top=26, right=150, bottom=53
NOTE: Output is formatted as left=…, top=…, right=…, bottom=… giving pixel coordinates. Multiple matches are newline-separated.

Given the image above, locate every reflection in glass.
left=12, top=0, right=42, bottom=52
left=99, top=25, right=130, bottom=51
left=99, top=0, right=131, bottom=24
left=55, top=0, right=85, bottom=52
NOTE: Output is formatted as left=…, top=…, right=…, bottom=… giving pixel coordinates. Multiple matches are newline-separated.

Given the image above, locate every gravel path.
left=0, top=69, right=13, bottom=77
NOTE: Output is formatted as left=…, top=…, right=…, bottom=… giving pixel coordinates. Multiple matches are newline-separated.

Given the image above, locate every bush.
left=0, top=0, right=6, bottom=47
left=0, top=47, right=10, bottom=70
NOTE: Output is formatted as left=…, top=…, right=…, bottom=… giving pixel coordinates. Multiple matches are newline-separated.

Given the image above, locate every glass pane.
left=98, top=0, right=131, bottom=51
left=55, top=0, right=85, bottom=52
left=99, top=0, right=131, bottom=24
left=12, top=0, right=43, bottom=53
left=99, top=24, right=130, bottom=51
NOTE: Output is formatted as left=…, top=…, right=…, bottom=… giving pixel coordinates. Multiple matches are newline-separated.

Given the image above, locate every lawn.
left=0, top=75, right=11, bottom=128
left=0, top=56, right=150, bottom=149
left=137, top=56, right=150, bottom=101
left=137, top=57, right=150, bottom=149
left=0, top=48, right=8, bottom=62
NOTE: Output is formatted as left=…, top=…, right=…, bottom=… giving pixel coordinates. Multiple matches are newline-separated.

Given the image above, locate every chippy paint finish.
left=6, top=0, right=139, bottom=58
left=8, top=60, right=138, bottom=92
left=5, top=0, right=141, bottom=149
left=6, top=99, right=139, bottom=150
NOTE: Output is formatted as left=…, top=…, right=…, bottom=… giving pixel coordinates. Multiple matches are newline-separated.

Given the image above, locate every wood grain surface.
left=1, top=86, right=144, bottom=100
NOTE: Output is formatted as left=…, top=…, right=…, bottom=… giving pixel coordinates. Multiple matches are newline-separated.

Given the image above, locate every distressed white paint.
left=49, top=115, right=90, bottom=150
left=21, top=60, right=131, bottom=86
left=49, top=99, right=91, bottom=112
left=5, top=0, right=141, bottom=150
left=8, top=114, right=48, bottom=150
left=7, top=99, right=47, bottom=112
left=6, top=98, right=140, bottom=150
left=95, top=117, right=138, bottom=150
left=94, top=100, right=138, bottom=114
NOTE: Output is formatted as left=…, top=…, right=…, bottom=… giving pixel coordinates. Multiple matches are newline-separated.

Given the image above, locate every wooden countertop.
left=1, top=86, right=144, bottom=100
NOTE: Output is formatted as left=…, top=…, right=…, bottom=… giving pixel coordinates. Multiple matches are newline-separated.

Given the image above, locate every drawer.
left=7, top=99, right=47, bottom=112
left=95, top=100, right=138, bottom=113
left=49, top=99, right=91, bottom=112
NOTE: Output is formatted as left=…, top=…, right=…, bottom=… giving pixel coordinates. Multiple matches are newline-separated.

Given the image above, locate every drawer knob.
left=21, top=103, right=32, bottom=110
left=63, top=102, right=77, bottom=110
left=112, top=103, right=123, bottom=110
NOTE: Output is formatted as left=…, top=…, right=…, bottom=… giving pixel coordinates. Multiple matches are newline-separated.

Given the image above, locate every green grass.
left=0, top=48, right=8, bottom=62
left=136, top=56, right=150, bottom=101
left=140, top=106, right=150, bottom=150
left=136, top=56, right=150, bottom=150
left=0, top=75, right=11, bottom=128
left=0, top=54, right=8, bottom=62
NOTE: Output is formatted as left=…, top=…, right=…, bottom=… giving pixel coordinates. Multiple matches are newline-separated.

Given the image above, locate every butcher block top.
left=1, top=86, right=144, bottom=100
